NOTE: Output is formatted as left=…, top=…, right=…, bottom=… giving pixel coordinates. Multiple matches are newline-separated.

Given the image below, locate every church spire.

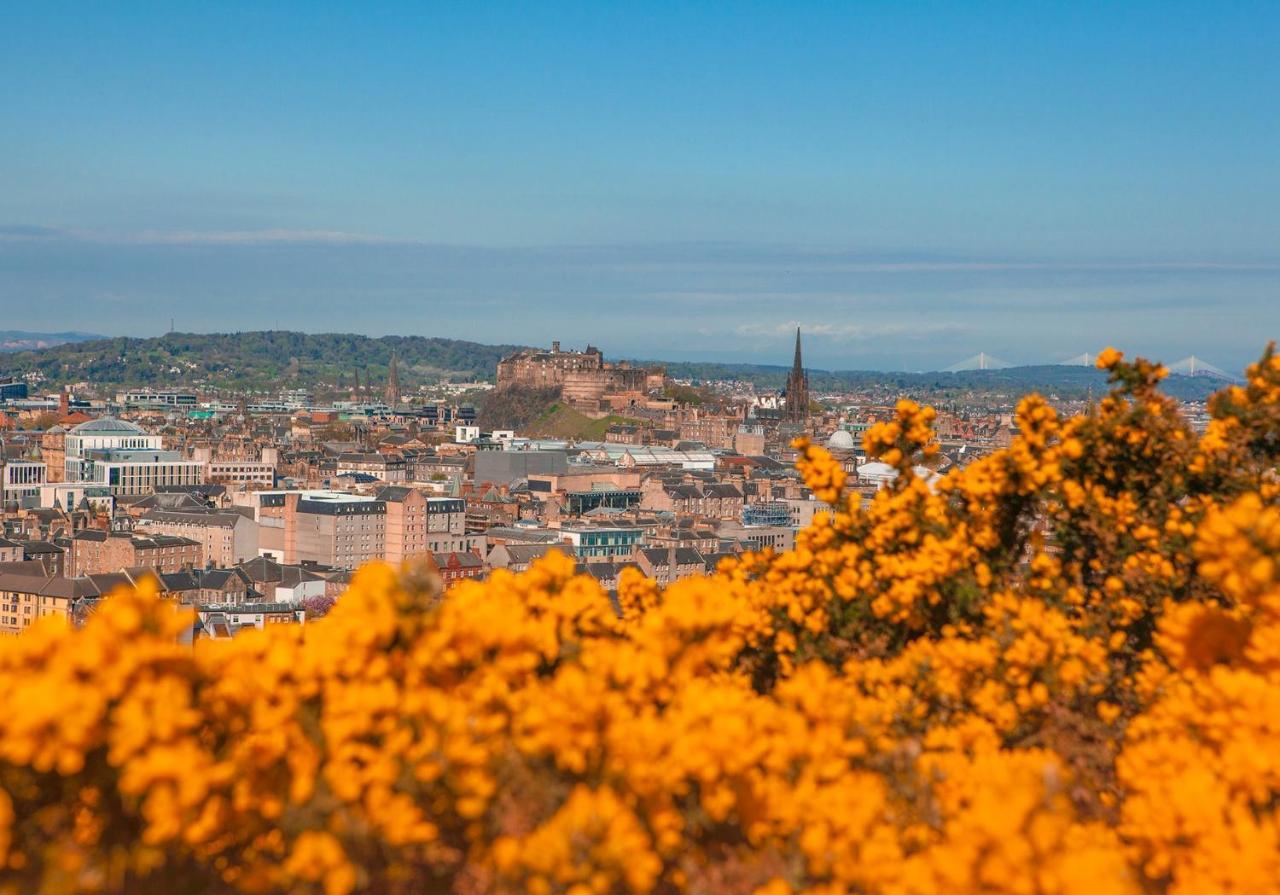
left=785, top=327, right=810, bottom=423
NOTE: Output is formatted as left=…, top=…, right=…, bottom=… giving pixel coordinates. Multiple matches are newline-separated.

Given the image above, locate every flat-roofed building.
left=117, top=389, right=199, bottom=410
left=1, top=459, right=46, bottom=509
left=558, top=524, right=644, bottom=560
left=38, top=483, right=114, bottom=514
left=379, top=486, right=428, bottom=564
left=283, top=492, right=386, bottom=569
left=83, top=449, right=205, bottom=496
left=474, top=450, right=568, bottom=485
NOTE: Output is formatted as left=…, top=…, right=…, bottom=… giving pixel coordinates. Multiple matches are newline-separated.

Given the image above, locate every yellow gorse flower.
left=3, top=343, right=1280, bottom=894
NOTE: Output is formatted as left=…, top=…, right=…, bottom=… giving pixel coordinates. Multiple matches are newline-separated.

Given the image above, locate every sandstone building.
left=496, top=342, right=665, bottom=411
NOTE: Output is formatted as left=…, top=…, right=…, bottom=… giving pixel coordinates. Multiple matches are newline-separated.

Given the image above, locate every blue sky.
left=1, top=2, right=1277, bottom=370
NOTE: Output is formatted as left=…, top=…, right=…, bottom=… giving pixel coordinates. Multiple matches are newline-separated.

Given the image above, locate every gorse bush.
left=4, top=347, right=1280, bottom=895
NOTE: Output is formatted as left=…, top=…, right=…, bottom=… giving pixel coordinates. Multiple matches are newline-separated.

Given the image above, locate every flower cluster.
left=4, top=344, right=1280, bottom=894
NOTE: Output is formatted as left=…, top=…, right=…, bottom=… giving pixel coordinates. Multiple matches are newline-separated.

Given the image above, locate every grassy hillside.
left=477, top=385, right=562, bottom=431
left=525, top=404, right=647, bottom=440
left=478, top=385, right=645, bottom=439
left=2, top=331, right=527, bottom=392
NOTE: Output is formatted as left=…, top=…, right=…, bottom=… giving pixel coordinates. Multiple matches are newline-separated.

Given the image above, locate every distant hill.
left=657, top=360, right=1226, bottom=401
left=2, top=331, right=526, bottom=392
left=3, top=329, right=1229, bottom=402
left=0, top=330, right=102, bottom=352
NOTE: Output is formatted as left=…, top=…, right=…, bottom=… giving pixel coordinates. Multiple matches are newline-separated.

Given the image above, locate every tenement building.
left=378, top=488, right=472, bottom=563
left=67, top=530, right=204, bottom=577
left=282, top=492, right=386, bottom=569
left=139, top=509, right=261, bottom=567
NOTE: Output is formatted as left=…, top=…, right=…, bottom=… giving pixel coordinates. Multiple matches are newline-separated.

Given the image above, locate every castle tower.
left=785, top=327, right=809, bottom=423
left=385, top=350, right=401, bottom=406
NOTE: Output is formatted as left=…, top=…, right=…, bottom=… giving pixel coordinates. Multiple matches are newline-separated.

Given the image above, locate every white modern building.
left=64, top=417, right=161, bottom=480
left=1, top=460, right=47, bottom=509
left=38, top=483, right=115, bottom=514
left=117, top=390, right=199, bottom=410
left=64, top=418, right=204, bottom=496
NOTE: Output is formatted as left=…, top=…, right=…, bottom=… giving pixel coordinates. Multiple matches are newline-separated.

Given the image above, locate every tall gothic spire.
left=785, top=327, right=809, bottom=423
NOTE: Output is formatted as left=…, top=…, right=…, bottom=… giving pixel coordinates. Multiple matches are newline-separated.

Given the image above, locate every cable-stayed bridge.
left=1055, top=351, right=1236, bottom=380
left=936, top=350, right=1239, bottom=381
left=943, top=352, right=1012, bottom=372
left=1167, top=355, right=1235, bottom=381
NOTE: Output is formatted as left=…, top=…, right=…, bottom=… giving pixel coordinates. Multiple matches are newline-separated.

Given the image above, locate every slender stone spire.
left=785, top=327, right=809, bottom=423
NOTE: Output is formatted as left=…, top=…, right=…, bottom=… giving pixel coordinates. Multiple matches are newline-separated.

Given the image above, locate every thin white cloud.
left=0, top=226, right=405, bottom=246
left=595, top=259, right=1280, bottom=275
left=5, top=226, right=1280, bottom=272
left=120, top=229, right=401, bottom=246
left=735, top=320, right=970, bottom=342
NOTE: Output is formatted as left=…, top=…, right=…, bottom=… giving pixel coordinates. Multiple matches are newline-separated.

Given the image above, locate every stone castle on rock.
left=496, top=342, right=667, bottom=412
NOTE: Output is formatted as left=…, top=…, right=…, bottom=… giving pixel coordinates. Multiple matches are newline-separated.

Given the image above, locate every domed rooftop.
left=69, top=416, right=146, bottom=435
left=826, top=429, right=856, bottom=452
left=856, top=462, right=945, bottom=488
left=856, top=461, right=897, bottom=481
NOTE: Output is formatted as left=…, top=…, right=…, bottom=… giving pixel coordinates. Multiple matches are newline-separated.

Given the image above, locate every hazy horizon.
left=1, top=312, right=1260, bottom=378
left=3, top=3, right=1277, bottom=371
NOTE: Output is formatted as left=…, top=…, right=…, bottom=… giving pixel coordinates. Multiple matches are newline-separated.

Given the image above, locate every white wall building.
left=38, top=483, right=115, bottom=514
left=64, top=418, right=204, bottom=496
left=1, top=460, right=46, bottom=508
